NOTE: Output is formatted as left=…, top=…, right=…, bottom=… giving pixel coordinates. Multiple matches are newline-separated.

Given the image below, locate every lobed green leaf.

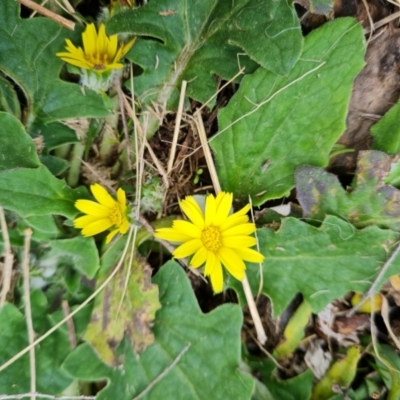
left=211, top=17, right=365, bottom=204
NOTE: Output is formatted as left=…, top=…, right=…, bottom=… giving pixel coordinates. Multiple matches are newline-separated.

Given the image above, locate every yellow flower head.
left=74, top=184, right=130, bottom=244
left=56, top=23, right=135, bottom=73
left=155, top=192, right=264, bottom=293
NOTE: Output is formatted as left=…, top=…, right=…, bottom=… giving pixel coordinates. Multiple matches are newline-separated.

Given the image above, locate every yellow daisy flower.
left=74, top=184, right=130, bottom=244
left=56, top=23, right=135, bottom=73
left=155, top=192, right=264, bottom=293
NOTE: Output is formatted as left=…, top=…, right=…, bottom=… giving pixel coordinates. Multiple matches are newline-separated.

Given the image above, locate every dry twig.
left=16, top=0, right=75, bottom=30
left=167, top=80, right=187, bottom=173
left=22, top=229, right=35, bottom=400
left=0, top=207, right=13, bottom=308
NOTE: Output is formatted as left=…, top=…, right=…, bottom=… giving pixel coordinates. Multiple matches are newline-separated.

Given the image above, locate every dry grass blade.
left=363, top=10, right=400, bottom=34
left=62, top=300, right=77, bottom=349
left=167, top=80, right=187, bottom=173
left=0, top=207, right=14, bottom=308
left=22, top=228, right=35, bottom=400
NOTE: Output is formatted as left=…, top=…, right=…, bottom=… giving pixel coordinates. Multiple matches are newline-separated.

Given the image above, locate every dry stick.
left=194, top=111, right=267, bottom=345
left=61, top=300, right=77, bottom=349
left=22, top=229, right=35, bottom=400
left=0, top=395, right=95, bottom=400
left=167, top=80, right=187, bottom=173
left=0, top=226, right=135, bottom=374
left=364, top=10, right=400, bottom=34
left=133, top=343, right=191, bottom=400
left=194, top=112, right=221, bottom=193
left=0, top=207, right=14, bottom=308
left=16, top=0, right=75, bottom=30
left=347, top=240, right=400, bottom=317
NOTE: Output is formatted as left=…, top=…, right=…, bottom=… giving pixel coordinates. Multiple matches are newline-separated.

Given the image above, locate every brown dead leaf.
left=330, top=27, right=400, bottom=173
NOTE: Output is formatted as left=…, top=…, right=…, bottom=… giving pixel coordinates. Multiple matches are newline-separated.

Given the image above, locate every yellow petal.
left=107, top=34, right=119, bottom=61
left=117, top=187, right=127, bottom=211
left=154, top=228, right=193, bottom=242
left=75, top=199, right=109, bottom=217
left=56, top=55, right=92, bottom=69
left=173, top=239, right=203, bottom=258
left=219, top=214, right=249, bottom=232
left=82, top=23, right=97, bottom=59
left=222, top=236, right=257, bottom=248
left=73, top=214, right=99, bottom=229
left=90, top=184, right=116, bottom=209
left=233, top=247, right=264, bottom=263
left=120, top=37, right=136, bottom=58
left=119, top=218, right=130, bottom=234
left=217, top=247, right=246, bottom=281
left=234, top=203, right=251, bottom=217
left=81, top=218, right=113, bottom=236
left=190, top=246, right=208, bottom=268
left=204, top=194, right=217, bottom=227
left=97, top=24, right=108, bottom=58
left=204, top=252, right=223, bottom=293
left=172, top=220, right=201, bottom=238
left=213, top=192, right=233, bottom=226
left=105, top=229, right=119, bottom=244
left=102, top=62, right=123, bottom=70
left=180, top=197, right=204, bottom=229
left=222, top=223, right=256, bottom=237
left=214, top=191, right=226, bottom=210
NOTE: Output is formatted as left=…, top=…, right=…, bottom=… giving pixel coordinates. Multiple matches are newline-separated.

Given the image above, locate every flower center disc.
left=201, top=226, right=222, bottom=252
left=109, top=204, right=123, bottom=226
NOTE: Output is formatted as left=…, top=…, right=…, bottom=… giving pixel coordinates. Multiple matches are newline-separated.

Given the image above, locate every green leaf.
left=46, top=236, right=100, bottom=279
left=235, top=216, right=400, bottom=316
left=63, top=261, right=254, bottom=399
left=274, top=301, right=312, bottom=357
left=40, top=155, right=70, bottom=176
left=385, top=159, right=400, bottom=188
left=371, top=99, right=400, bottom=154
left=211, top=17, right=365, bottom=204
left=18, top=214, right=60, bottom=241
left=254, top=360, right=314, bottom=400
left=296, top=151, right=400, bottom=231
left=374, top=344, right=400, bottom=400
left=107, top=0, right=302, bottom=109
left=0, top=1, right=109, bottom=130
left=0, top=166, right=85, bottom=219
left=312, top=346, right=361, bottom=400
left=84, top=254, right=160, bottom=365
left=0, top=301, right=72, bottom=394
left=30, top=121, right=79, bottom=150
left=0, top=112, right=40, bottom=171
left=0, top=74, right=21, bottom=118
